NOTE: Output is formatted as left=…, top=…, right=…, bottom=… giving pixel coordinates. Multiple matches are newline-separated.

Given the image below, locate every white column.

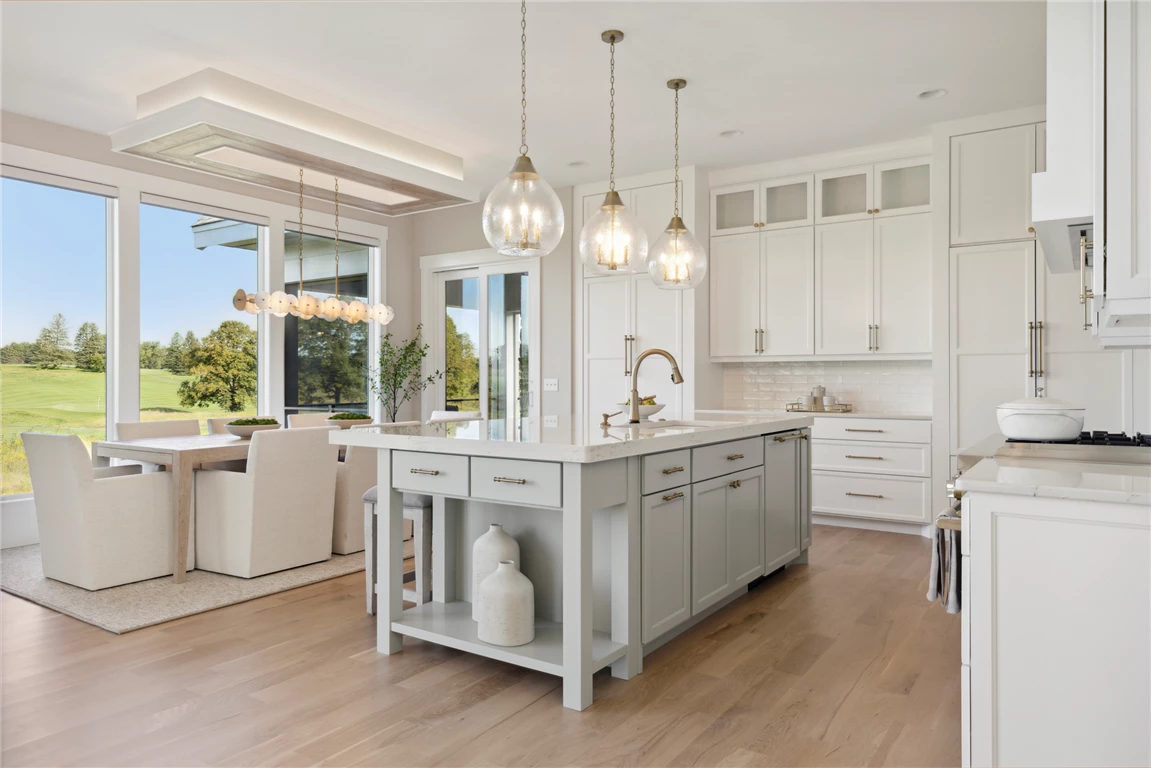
left=610, top=455, right=643, bottom=680
left=107, top=188, right=140, bottom=435
left=376, top=448, right=404, bottom=654
left=261, top=215, right=285, bottom=420
left=562, top=462, right=594, bottom=710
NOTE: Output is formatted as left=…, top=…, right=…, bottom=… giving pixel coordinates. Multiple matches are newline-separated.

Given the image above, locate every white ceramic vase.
left=471, top=523, right=519, bottom=620
left=477, top=561, right=535, bottom=647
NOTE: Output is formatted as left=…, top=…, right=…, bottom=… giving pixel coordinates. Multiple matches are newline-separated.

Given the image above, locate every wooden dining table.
left=91, top=434, right=252, bottom=583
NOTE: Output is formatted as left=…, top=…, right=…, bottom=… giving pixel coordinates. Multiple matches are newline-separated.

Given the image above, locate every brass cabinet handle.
left=866, top=209, right=874, bottom=214
left=410, top=468, right=440, bottom=476
left=662, top=491, right=684, bottom=502
left=873, top=324, right=879, bottom=352
left=846, top=455, right=885, bottom=460
left=1031, top=320, right=1040, bottom=377
left=726, top=453, right=745, bottom=461
left=873, top=208, right=880, bottom=214
left=493, top=476, right=527, bottom=485
left=1080, top=235, right=1094, bottom=330
left=845, top=428, right=883, bottom=433
left=624, top=335, right=635, bottom=375
left=1035, top=321, right=1044, bottom=376
left=661, top=466, right=685, bottom=475
left=729, top=479, right=742, bottom=489
left=773, top=432, right=808, bottom=442
left=1027, top=226, right=1035, bottom=233
left=758, top=329, right=764, bottom=353
left=868, top=324, right=875, bottom=351
left=846, top=492, right=884, bottom=499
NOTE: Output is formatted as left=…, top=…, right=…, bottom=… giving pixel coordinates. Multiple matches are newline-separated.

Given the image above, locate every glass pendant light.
left=481, top=0, right=564, bottom=258
left=649, top=79, right=707, bottom=290
left=578, top=31, right=647, bottom=275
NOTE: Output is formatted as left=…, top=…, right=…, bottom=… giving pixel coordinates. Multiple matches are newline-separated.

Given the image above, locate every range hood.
left=110, top=69, right=478, bottom=216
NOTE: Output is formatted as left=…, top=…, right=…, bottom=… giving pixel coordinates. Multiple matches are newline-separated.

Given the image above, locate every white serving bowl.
left=224, top=423, right=281, bottom=438
left=996, top=397, right=1085, bottom=441
left=325, top=416, right=374, bottom=430
left=619, top=402, right=666, bottom=421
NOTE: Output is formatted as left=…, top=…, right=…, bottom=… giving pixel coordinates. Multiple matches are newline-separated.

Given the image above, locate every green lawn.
left=1, top=365, right=254, bottom=495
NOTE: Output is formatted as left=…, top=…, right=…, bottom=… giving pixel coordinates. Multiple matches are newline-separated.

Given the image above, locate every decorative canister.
left=471, top=524, right=520, bottom=620
left=477, top=561, right=535, bottom=647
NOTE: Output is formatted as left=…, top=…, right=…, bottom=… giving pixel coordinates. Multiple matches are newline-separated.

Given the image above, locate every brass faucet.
left=629, top=349, right=685, bottom=423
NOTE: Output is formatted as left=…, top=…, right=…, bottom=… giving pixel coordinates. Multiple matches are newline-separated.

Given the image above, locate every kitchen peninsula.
left=333, top=414, right=813, bottom=710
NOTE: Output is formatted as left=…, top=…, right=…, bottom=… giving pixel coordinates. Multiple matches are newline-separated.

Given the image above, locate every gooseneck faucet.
left=630, top=348, right=685, bottom=423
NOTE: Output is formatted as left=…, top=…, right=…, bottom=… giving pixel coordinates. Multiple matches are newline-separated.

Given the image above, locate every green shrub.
left=227, top=418, right=279, bottom=426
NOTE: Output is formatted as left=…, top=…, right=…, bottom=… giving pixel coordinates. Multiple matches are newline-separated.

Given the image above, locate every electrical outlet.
left=543, top=378, right=559, bottom=392
left=543, top=415, right=558, bottom=428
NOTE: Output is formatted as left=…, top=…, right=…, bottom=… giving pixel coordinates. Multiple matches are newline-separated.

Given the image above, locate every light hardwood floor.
left=1, top=525, right=960, bottom=767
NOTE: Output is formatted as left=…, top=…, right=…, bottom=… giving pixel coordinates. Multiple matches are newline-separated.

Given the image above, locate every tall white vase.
left=477, top=561, right=535, bottom=647
left=471, top=523, right=519, bottom=620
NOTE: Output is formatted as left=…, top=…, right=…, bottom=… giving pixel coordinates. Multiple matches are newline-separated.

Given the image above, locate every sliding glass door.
left=434, top=261, right=538, bottom=442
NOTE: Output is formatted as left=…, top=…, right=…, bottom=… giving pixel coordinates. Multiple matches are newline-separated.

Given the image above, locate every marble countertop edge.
left=956, top=458, right=1151, bottom=507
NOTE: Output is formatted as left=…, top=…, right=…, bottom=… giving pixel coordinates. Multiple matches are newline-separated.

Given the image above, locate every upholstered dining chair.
left=287, top=412, right=332, bottom=428
left=21, top=432, right=195, bottom=590
left=194, top=426, right=338, bottom=578
left=206, top=417, right=234, bottom=435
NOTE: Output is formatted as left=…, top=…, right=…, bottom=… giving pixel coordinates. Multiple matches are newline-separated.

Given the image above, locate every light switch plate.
left=543, top=415, right=558, bottom=428
left=543, top=379, right=559, bottom=392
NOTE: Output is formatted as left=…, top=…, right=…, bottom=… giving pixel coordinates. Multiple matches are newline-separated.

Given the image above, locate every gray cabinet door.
left=691, top=476, right=731, bottom=614
left=728, top=466, right=765, bottom=587
left=764, top=434, right=802, bottom=573
left=641, top=486, right=691, bottom=643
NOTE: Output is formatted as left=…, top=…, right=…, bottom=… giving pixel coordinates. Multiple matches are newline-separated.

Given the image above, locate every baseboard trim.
left=813, top=513, right=932, bottom=538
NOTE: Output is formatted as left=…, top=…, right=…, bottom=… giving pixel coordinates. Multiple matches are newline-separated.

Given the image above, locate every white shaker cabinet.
left=762, top=227, right=815, bottom=355
left=950, top=125, right=1038, bottom=245
left=815, top=165, right=873, bottom=224
left=873, top=213, right=932, bottom=354
left=710, top=233, right=762, bottom=357
left=815, top=220, right=874, bottom=354
left=641, top=486, right=692, bottom=644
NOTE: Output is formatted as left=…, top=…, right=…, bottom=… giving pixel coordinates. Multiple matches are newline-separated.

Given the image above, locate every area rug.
left=0, top=544, right=364, bottom=634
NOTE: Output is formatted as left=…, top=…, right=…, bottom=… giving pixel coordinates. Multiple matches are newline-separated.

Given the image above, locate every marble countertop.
left=696, top=409, right=932, bottom=421
left=331, top=414, right=814, bottom=463
left=956, top=457, right=1151, bottom=506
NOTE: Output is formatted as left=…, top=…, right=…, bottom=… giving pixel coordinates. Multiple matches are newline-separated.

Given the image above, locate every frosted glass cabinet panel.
left=874, top=158, right=931, bottom=217
left=761, top=175, right=814, bottom=231
left=711, top=183, right=759, bottom=236
left=816, top=166, right=873, bottom=223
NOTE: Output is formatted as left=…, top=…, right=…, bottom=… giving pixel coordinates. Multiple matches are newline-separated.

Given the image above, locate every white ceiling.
left=0, top=2, right=1045, bottom=193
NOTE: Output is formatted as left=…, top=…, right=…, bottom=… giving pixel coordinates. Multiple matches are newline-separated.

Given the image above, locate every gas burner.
left=1006, top=431, right=1151, bottom=447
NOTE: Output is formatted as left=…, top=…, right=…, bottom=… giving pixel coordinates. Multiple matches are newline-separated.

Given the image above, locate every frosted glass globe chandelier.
left=648, top=79, right=707, bottom=290
left=578, top=30, right=647, bottom=275
left=481, top=0, right=564, bottom=258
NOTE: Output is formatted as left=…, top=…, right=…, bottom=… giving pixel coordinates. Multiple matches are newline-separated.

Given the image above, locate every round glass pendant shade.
left=482, top=156, right=564, bottom=258
left=267, top=290, right=292, bottom=317
left=345, top=300, right=368, bottom=324
left=648, top=216, right=707, bottom=290
left=578, top=190, right=647, bottom=275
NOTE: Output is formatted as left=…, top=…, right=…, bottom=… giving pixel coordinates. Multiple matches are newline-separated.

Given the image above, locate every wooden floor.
left=1, top=525, right=961, bottom=767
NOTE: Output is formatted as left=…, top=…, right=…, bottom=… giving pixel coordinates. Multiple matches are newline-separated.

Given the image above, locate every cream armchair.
left=21, top=433, right=195, bottom=590
left=333, top=422, right=423, bottom=554
left=194, top=426, right=338, bottom=578
left=287, top=412, right=332, bottom=428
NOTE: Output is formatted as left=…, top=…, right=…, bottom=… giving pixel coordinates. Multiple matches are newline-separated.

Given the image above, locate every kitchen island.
left=332, top=414, right=813, bottom=710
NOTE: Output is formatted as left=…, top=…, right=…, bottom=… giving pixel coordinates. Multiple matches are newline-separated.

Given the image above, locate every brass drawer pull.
left=729, top=479, right=742, bottom=489
left=662, top=491, right=684, bottom=502
left=773, top=433, right=808, bottom=442
left=845, top=455, right=885, bottom=460
left=409, top=468, right=440, bottom=476
left=661, top=466, right=685, bottom=475
left=845, top=492, right=884, bottom=499
left=493, top=477, right=527, bottom=485
left=844, top=428, right=883, bottom=433
left=726, top=453, right=745, bottom=461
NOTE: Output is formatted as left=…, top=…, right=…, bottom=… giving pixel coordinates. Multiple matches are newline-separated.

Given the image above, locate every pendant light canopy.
left=649, top=79, right=707, bottom=290
left=578, top=31, right=647, bottom=275
left=481, top=0, right=564, bottom=258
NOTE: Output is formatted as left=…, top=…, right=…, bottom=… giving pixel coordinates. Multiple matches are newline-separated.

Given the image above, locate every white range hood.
left=110, top=69, right=478, bottom=216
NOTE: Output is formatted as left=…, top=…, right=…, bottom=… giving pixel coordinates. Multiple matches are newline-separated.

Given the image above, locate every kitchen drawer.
left=811, top=439, right=931, bottom=477
left=393, top=451, right=470, bottom=496
left=470, top=457, right=562, bottom=508
left=811, top=470, right=930, bottom=523
left=642, top=449, right=691, bottom=495
left=812, top=417, right=931, bottom=444
left=692, top=437, right=764, bottom=483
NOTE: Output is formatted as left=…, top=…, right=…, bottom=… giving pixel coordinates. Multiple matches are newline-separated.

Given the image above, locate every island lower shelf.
left=391, top=601, right=627, bottom=677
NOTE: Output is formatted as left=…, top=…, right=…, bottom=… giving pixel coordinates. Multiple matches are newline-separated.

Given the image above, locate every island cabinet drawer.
left=393, top=451, right=470, bottom=496
left=642, top=450, right=692, bottom=495
left=470, top=458, right=562, bottom=508
left=811, top=440, right=931, bottom=477
left=812, top=417, right=931, bottom=444
left=811, top=471, right=930, bottom=523
left=692, top=437, right=764, bottom=483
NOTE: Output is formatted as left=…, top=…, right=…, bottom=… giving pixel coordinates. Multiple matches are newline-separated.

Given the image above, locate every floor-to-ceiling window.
left=284, top=230, right=371, bottom=416
left=139, top=204, right=261, bottom=431
left=0, top=177, right=109, bottom=496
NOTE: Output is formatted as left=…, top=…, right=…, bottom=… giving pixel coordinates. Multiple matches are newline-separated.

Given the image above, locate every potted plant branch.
left=370, top=324, right=443, bottom=423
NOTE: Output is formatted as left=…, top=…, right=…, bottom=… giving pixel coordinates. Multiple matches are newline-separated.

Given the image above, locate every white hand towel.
left=945, top=528, right=961, bottom=614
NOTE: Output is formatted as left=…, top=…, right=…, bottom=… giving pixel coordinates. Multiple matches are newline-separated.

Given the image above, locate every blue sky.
left=2, top=178, right=256, bottom=347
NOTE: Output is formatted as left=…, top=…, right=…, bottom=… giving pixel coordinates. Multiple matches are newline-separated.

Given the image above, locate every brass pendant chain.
left=673, top=85, right=680, bottom=218
left=333, top=177, right=340, bottom=298
left=519, top=0, right=528, bottom=156
left=608, top=34, right=616, bottom=191
left=298, top=168, right=305, bottom=298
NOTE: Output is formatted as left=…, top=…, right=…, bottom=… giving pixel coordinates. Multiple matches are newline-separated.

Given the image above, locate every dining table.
left=91, top=434, right=252, bottom=583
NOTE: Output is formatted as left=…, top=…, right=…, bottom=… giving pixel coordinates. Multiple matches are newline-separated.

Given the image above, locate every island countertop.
left=956, top=457, right=1151, bottom=506
left=330, top=414, right=813, bottom=463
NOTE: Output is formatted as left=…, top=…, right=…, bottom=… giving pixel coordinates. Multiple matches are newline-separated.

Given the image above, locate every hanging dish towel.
left=927, top=513, right=961, bottom=613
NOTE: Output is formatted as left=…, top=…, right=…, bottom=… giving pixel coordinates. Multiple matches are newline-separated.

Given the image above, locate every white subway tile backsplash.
left=723, top=360, right=932, bottom=415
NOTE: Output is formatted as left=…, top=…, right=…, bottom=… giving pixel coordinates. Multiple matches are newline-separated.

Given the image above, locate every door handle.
left=1080, top=235, right=1094, bottom=330
left=493, top=477, right=527, bottom=485
left=1035, top=321, right=1044, bottom=377
left=1027, top=321, right=1035, bottom=377
left=409, top=468, right=440, bottom=476
left=845, top=492, right=884, bottom=499
left=662, top=491, right=684, bottom=502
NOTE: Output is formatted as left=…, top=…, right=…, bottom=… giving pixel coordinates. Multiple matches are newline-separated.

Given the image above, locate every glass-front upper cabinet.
left=711, top=182, right=759, bottom=236
left=815, top=165, right=873, bottom=224
left=873, top=157, right=931, bottom=218
left=760, top=175, right=814, bottom=231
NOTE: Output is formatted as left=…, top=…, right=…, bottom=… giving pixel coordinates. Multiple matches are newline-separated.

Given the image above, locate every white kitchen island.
left=332, top=414, right=813, bottom=710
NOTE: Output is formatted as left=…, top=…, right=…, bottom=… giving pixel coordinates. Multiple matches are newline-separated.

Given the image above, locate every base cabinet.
left=764, top=434, right=804, bottom=572
left=640, top=487, right=692, bottom=644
